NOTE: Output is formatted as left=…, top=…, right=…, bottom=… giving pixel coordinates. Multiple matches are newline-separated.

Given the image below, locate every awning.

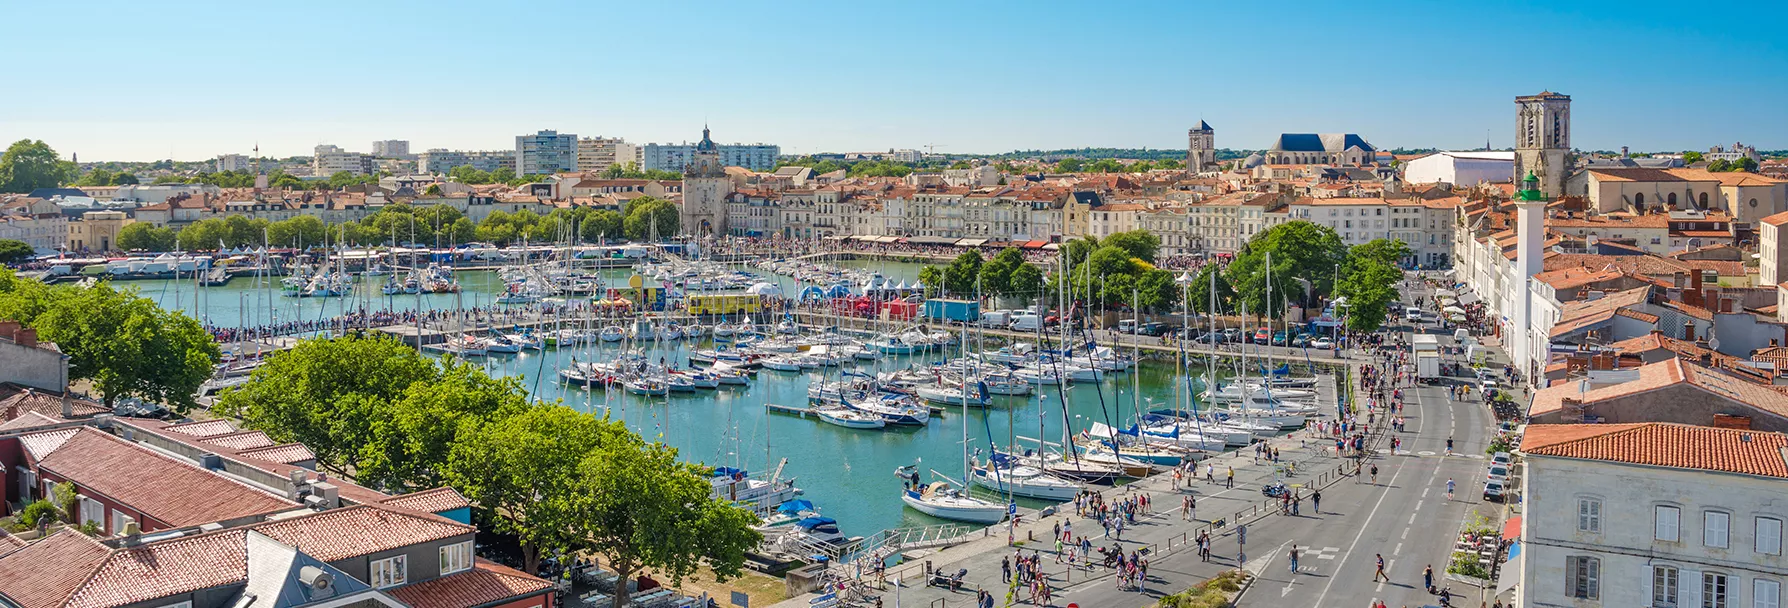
left=1502, top=516, right=1522, bottom=539
left=908, top=236, right=957, bottom=245
left=822, top=235, right=848, bottom=241
left=852, top=235, right=877, bottom=242
left=1494, top=544, right=1522, bottom=597
left=876, top=236, right=901, bottom=244
left=1042, top=243, right=1061, bottom=250
left=1021, top=240, right=1049, bottom=249
left=956, top=238, right=989, bottom=247
left=1458, top=292, right=1480, bottom=305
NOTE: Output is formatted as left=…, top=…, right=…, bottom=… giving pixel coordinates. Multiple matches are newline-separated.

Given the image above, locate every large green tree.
left=623, top=197, right=680, bottom=240
left=942, top=250, right=984, bottom=297
left=1336, top=258, right=1403, bottom=333
left=357, top=357, right=532, bottom=492
left=1225, top=221, right=1347, bottom=318
left=977, top=247, right=1026, bottom=299
left=1101, top=230, right=1161, bottom=264
left=0, top=240, right=33, bottom=264
left=448, top=405, right=608, bottom=575
left=216, top=334, right=439, bottom=473
left=1008, top=263, right=1046, bottom=299
left=917, top=265, right=943, bottom=298
left=1348, top=238, right=1412, bottom=270
left=116, top=223, right=178, bottom=252
left=1185, top=263, right=1237, bottom=315
left=571, top=429, right=762, bottom=608
left=0, top=140, right=70, bottom=193
left=29, top=282, right=219, bottom=410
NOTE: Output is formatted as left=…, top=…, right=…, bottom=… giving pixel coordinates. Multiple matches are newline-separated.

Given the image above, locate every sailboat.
left=969, top=453, right=1081, bottom=501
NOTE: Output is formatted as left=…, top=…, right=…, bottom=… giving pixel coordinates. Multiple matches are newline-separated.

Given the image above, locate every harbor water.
left=128, top=259, right=1261, bottom=536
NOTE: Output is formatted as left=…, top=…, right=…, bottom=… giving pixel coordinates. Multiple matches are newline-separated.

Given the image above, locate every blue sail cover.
left=778, top=499, right=815, bottom=514
left=797, top=517, right=837, bottom=529
left=712, top=467, right=747, bottom=478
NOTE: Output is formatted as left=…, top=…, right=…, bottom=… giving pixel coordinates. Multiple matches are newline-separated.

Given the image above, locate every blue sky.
left=3, top=0, right=1784, bottom=161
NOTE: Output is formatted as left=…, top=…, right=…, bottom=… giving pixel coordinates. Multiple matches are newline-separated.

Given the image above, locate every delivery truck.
left=922, top=299, right=981, bottom=324
left=1413, top=333, right=1443, bottom=383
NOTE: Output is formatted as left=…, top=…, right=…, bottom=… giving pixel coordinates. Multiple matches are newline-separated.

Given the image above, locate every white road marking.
left=1401, top=528, right=1409, bottom=540
left=1310, top=445, right=1413, bottom=608
left=1422, top=487, right=1429, bottom=498
left=1393, top=541, right=1402, bottom=555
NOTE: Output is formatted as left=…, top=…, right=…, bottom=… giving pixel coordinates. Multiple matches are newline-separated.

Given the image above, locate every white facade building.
left=641, top=141, right=781, bottom=172
left=312, top=144, right=374, bottom=176
left=576, top=137, right=637, bottom=173
left=515, top=130, right=578, bottom=176
left=1520, top=423, right=1788, bottom=608
left=370, top=140, right=411, bottom=158
left=418, top=149, right=511, bottom=174
left=1401, top=151, right=1516, bottom=186
left=215, top=154, right=250, bottom=173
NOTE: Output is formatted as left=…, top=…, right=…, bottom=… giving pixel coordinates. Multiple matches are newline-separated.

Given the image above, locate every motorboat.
left=1012, top=366, right=1062, bottom=385
left=869, top=334, right=917, bottom=355
left=684, top=325, right=707, bottom=339
left=437, top=335, right=487, bottom=358
left=784, top=516, right=852, bottom=546
left=977, top=343, right=1034, bottom=365
left=625, top=379, right=668, bottom=396
left=711, top=324, right=736, bottom=338
left=761, top=355, right=807, bottom=372
left=1071, top=448, right=1155, bottom=477
left=816, top=407, right=886, bottom=430
left=484, top=335, right=522, bottom=354
left=915, top=384, right=990, bottom=407
left=599, top=326, right=625, bottom=342
left=710, top=467, right=803, bottom=519
left=757, top=499, right=819, bottom=528
left=503, top=332, right=544, bottom=351
left=775, top=320, right=800, bottom=335
left=897, top=478, right=1007, bottom=524
left=844, top=393, right=930, bottom=426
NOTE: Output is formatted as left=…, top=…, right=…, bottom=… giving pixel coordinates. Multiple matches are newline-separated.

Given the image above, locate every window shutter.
left=1642, top=565, right=1653, bottom=605
left=1659, top=506, right=1681, bottom=542
left=1682, top=569, right=1701, bottom=607
left=1565, top=557, right=1576, bottom=598
left=1587, top=558, right=1599, bottom=599
left=1760, top=518, right=1784, bottom=556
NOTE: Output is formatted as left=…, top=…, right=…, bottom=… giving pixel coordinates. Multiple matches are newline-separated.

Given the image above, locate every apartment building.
left=418, top=149, right=512, bottom=174
left=1519, top=423, right=1787, bottom=608
left=640, top=142, right=780, bottom=172
left=576, top=136, right=638, bottom=173
left=370, top=139, right=411, bottom=158
left=515, top=130, right=578, bottom=175
left=0, top=196, right=68, bottom=253
left=313, top=144, right=375, bottom=176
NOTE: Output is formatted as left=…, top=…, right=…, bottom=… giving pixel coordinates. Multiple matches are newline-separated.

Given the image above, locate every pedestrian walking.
left=1312, top=488, right=1321, bottom=514
left=1373, top=553, right=1388, bottom=582
left=1226, top=466, right=1234, bottom=488
left=1289, top=544, right=1300, bottom=573
left=1423, top=564, right=1434, bottom=591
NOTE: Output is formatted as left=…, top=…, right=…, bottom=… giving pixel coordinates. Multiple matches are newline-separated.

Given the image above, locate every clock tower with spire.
left=680, top=125, right=730, bottom=236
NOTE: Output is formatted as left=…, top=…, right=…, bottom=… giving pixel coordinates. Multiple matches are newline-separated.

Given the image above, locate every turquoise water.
left=126, top=259, right=1246, bottom=536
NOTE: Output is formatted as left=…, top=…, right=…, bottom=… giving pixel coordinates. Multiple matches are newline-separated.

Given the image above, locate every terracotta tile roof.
left=380, top=487, right=472, bottom=513
left=1666, top=168, right=1786, bottom=187
left=1531, top=357, right=1788, bottom=422
left=37, top=429, right=296, bottom=527
left=0, top=532, right=23, bottom=555
left=1586, top=168, right=1700, bottom=183
left=1547, top=286, right=1651, bottom=337
left=1614, top=308, right=1660, bottom=323
left=198, top=430, right=276, bottom=450
left=65, top=530, right=248, bottom=608
left=235, top=443, right=316, bottom=464
left=252, top=504, right=473, bottom=562
left=0, top=530, right=112, bottom=608
left=162, top=419, right=237, bottom=438
left=1532, top=267, right=1626, bottom=292
left=386, top=559, right=555, bottom=608
left=1522, top=422, right=1788, bottom=478
left=19, top=427, right=82, bottom=461
left=0, top=385, right=109, bottom=423
left=0, top=411, right=65, bottom=432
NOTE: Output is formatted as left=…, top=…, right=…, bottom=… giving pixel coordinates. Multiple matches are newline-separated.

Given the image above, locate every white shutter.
left=1708, top=512, right=1731, bottom=549
left=1683, top=569, right=1701, bottom=607
left=1759, top=518, right=1784, bottom=556
left=1757, top=579, right=1781, bottom=608
left=1659, top=506, right=1681, bottom=542
left=1643, top=565, right=1654, bottom=606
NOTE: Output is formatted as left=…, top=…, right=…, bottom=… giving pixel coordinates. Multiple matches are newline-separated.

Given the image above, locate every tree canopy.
left=1225, top=221, right=1347, bottom=318
left=623, top=197, right=680, bottom=240
left=0, top=240, right=33, bottom=264
left=1185, top=263, right=1237, bottom=315
left=115, top=223, right=178, bottom=252
left=0, top=140, right=71, bottom=193
left=0, top=278, right=218, bottom=409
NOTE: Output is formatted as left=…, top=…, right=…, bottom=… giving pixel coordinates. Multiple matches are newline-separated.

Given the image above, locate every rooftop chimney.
left=1684, top=321, right=1696, bottom=342
left=1712, top=414, right=1753, bottom=430
left=60, top=392, right=72, bottom=418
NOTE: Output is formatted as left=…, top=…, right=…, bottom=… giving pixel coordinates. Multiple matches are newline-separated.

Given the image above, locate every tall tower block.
left=1186, top=121, right=1215, bottom=172
left=1513, top=91, right=1571, bottom=198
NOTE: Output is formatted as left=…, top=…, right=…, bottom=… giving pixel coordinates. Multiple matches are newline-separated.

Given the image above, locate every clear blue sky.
left=4, top=0, right=1783, bottom=161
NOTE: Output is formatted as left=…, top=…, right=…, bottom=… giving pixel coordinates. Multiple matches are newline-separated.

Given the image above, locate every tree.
left=583, top=210, right=624, bottom=242
left=1337, top=258, right=1403, bottom=333
left=1682, top=151, right=1704, bottom=164
left=0, top=140, right=70, bottom=193
left=111, top=172, right=139, bottom=185
left=116, top=223, right=177, bottom=252
left=448, top=405, right=607, bottom=575
left=1054, top=158, right=1084, bottom=173
left=1708, top=159, right=1732, bottom=172
left=357, top=357, right=532, bottom=492
left=623, top=197, right=680, bottom=240
left=1348, top=238, right=1412, bottom=269
left=570, top=428, right=762, bottom=608
left=943, top=251, right=983, bottom=297
left=423, top=184, right=443, bottom=196
left=1731, top=157, right=1759, bottom=172
left=30, top=283, right=219, bottom=410
left=1136, top=268, right=1180, bottom=313
left=978, top=248, right=1026, bottom=299
left=1008, top=263, right=1045, bottom=299
left=0, top=240, right=32, bottom=264
left=267, top=216, right=327, bottom=250
left=1101, top=230, right=1161, bottom=264
left=917, top=265, right=944, bottom=299
left=1186, top=263, right=1237, bottom=315
left=216, top=334, right=439, bottom=474
left=1225, top=221, right=1348, bottom=318
left=77, top=168, right=114, bottom=187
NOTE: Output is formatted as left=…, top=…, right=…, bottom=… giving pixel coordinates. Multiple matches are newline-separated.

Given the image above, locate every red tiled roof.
left=0, top=532, right=23, bottom=555
left=65, top=530, right=248, bottom=608
left=253, top=504, right=473, bottom=562
left=386, top=559, right=555, bottom=608
left=0, top=411, right=65, bottom=432
left=199, top=430, right=276, bottom=450
left=163, top=419, right=237, bottom=438
left=1522, top=422, right=1788, bottom=478
left=19, top=428, right=82, bottom=461
left=236, top=443, right=315, bottom=464
left=37, top=429, right=296, bottom=528
left=0, top=385, right=109, bottom=423
left=0, top=530, right=112, bottom=608
left=381, top=487, right=472, bottom=513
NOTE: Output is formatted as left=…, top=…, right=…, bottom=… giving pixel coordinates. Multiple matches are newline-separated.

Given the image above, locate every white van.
left=1009, top=314, right=1043, bottom=332
left=1405, top=308, right=1424, bottom=322
left=979, top=311, right=1012, bottom=328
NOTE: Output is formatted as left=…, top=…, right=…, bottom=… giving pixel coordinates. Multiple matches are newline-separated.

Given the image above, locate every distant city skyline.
left=4, top=0, right=1785, bottom=162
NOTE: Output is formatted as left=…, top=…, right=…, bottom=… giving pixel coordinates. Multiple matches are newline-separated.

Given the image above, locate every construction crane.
left=924, top=143, right=947, bottom=155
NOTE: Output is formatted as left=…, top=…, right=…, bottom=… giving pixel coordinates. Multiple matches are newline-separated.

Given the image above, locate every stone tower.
left=1186, top=120, right=1215, bottom=172
left=680, top=126, right=730, bottom=236
left=1513, top=91, right=1571, bottom=198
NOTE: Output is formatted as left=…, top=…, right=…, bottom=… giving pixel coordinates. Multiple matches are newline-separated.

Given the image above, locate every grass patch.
left=1156, top=569, right=1248, bottom=608
left=663, top=563, right=787, bottom=608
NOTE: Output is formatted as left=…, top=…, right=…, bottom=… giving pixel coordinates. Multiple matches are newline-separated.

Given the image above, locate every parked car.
left=1222, top=328, right=1243, bottom=342
left=1253, top=327, right=1271, bottom=344
left=1291, top=333, right=1313, bottom=347
left=1491, top=451, right=1512, bottom=467
left=1309, top=337, right=1335, bottom=349
left=1141, top=322, right=1170, bottom=336
left=1486, top=464, right=1511, bottom=484
left=1271, top=331, right=1289, bottom=346
left=1483, top=480, right=1507, bottom=502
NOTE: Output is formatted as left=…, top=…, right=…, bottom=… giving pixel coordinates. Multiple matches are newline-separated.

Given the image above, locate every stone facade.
left=1514, top=91, right=1572, bottom=199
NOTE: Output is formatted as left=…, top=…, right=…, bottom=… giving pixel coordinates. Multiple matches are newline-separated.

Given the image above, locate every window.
left=440, top=540, right=473, bottom=575
left=1705, top=572, right=1729, bottom=608
left=1760, top=518, right=1784, bottom=556
left=1568, top=556, right=1600, bottom=599
left=1658, top=506, right=1681, bottom=541
left=110, top=511, right=134, bottom=536
left=371, top=556, right=407, bottom=588
left=78, top=496, right=104, bottom=528
left=1578, top=498, right=1603, bottom=533
left=1654, top=566, right=1679, bottom=606
left=1707, top=511, right=1731, bottom=549
left=1758, top=579, right=1781, bottom=608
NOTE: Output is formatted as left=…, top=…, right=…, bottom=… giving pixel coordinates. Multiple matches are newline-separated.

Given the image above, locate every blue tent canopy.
left=798, top=285, right=826, bottom=301
left=712, top=467, right=747, bottom=478
left=778, top=499, right=815, bottom=514
left=825, top=283, right=853, bottom=298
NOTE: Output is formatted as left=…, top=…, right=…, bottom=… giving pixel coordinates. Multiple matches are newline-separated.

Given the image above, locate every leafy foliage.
left=1186, top=263, right=1236, bottom=314
left=116, top=223, right=178, bottom=252
left=942, top=251, right=983, bottom=297
left=0, top=240, right=33, bottom=264
left=8, top=280, right=220, bottom=409
left=1101, top=230, right=1161, bottom=264
left=0, top=140, right=72, bottom=193
left=1225, top=221, right=1348, bottom=318
left=623, top=196, right=680, bottom=240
